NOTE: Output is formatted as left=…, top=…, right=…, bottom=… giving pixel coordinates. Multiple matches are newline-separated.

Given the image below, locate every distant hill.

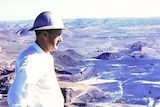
left=1, top=17, right=160, bottom=37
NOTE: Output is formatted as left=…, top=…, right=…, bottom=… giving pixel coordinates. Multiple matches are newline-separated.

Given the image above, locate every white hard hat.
left=29, top=11, right=65, bottom=31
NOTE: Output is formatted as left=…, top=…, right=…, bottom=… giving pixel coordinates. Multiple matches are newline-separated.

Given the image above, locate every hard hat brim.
left=28, top=25, right=66, bottom=31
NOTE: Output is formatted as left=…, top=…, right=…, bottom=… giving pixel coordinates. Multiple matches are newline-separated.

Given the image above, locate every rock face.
left=60, top=82, right=106, bottom=107
left=16, top=28, right=29, bottom=36
left=0, top=68, right=14, bottom=94
left=95, top=52, right=121, bottom=60
left=52, top=50, right=109, bottom=106
left=94, top=41, right=155, bottom=60
left=57, top=67, right=101, bottom=83
left=51, top=49, right=87, bottom=71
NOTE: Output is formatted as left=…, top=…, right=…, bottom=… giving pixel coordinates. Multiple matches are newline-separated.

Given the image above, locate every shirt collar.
left=32, top=42, right=45, bottom=54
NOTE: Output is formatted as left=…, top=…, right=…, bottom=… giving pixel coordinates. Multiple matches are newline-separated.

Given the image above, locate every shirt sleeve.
left=7, top=56, right=46, bottom=107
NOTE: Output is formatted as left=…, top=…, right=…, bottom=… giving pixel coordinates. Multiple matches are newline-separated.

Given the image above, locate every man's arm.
left=7, top=57, right=45, bottom=107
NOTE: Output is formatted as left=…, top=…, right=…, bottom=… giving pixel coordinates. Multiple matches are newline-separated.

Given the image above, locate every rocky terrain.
left=1, top=18, right=160, bottom=107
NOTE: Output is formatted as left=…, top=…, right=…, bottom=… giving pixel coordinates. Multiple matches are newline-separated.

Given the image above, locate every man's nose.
left=59, top=35, right=63, bottom=42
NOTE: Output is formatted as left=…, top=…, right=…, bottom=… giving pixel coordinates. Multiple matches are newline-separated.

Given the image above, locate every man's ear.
left=43, top=31, right=49, bottom=39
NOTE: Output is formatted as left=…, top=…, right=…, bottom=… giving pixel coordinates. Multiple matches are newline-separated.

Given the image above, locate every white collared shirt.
left=7, top=42, right=64, bottom=107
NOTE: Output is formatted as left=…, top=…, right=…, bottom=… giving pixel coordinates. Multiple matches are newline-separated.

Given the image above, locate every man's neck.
left=35, top=40, right=49, bottom=53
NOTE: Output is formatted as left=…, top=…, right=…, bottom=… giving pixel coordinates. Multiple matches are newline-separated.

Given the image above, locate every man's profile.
left=7, top=11, right=65, bottom=107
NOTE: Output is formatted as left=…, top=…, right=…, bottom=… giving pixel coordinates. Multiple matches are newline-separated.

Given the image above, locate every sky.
left=0, top=0, right=160, bottom=21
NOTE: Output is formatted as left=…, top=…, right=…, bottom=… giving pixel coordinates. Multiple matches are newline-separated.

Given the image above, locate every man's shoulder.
left=18, top=45, right=37, bottom=60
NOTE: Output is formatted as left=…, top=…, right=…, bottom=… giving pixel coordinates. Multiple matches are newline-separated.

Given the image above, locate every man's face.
left=46, top=29, right=63, bottom=51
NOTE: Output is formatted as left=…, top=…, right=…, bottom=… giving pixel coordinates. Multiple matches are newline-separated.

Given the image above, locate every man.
left=7, top=11, right=65, bottom=107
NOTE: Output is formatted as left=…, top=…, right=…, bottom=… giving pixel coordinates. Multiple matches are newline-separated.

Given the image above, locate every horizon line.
left=1, top=16, right=160, bottom=22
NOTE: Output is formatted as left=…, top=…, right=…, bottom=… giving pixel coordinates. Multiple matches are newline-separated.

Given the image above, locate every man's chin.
left=53, top=46, right=58, bottom=50
left=49, top=46, right=57, bottom=52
